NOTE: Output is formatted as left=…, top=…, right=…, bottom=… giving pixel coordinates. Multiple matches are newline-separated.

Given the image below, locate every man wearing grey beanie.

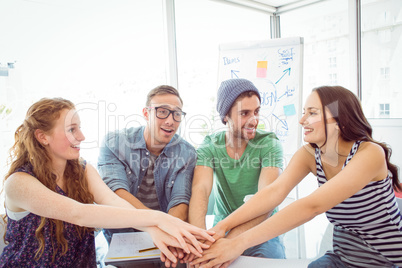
left=189, top=78, right=286, bottom=261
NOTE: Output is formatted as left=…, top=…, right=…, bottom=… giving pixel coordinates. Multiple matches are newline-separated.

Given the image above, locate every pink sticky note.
left=257, top=68, right=267, bottom=78
left=257, top=61, right=268, bottom=78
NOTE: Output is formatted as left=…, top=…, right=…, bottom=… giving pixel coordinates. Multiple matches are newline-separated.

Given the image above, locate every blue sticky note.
left=283, top=104, right=296, bottom=116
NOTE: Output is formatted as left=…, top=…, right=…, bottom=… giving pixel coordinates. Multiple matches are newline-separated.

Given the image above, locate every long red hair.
left=3, top=98, right=95, bottom=261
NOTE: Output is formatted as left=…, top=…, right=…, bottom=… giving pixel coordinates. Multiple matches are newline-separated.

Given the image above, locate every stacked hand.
left=147, top=216, right=244, bottom=268
left=189, top=237, right=243, bottom=268
left=184, top=224, right=242, bottom=268
left=143, top=213, right=216, bottom=266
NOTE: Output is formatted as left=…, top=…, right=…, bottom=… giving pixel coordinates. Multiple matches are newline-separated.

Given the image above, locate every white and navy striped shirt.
left=315, top=141, right=402, bottom=267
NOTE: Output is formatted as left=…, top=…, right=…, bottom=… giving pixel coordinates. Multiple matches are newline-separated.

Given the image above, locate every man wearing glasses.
left=98, top=85, right=195, bottom=249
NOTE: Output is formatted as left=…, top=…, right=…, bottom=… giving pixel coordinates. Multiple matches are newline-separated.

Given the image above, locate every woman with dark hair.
left=0, top=98, right=214, bottom=267
left=191, top=86, right=402, bottom=268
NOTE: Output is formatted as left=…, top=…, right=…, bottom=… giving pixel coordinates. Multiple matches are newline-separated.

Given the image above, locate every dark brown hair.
left=312, top=86, right=400, bottom=191
left=228, top=91, right=260, bottom=117
left=146, top=85, right=183, bottom=106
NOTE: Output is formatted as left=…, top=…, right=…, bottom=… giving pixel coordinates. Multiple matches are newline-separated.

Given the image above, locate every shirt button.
left=145, top=152, right=149, bottom=155
left=171, top=181, right=174, bottom=184
left=142, top=169, right=145, bottom=171
left=138, top=186, right=140, bottom=189
left=127, top=171, right=131, bottom=174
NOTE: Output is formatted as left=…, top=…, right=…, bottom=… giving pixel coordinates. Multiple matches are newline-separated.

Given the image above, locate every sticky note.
left=257, top=61, right=267, bottom=78
left=283, top=104, right=296, bottom=116
left=257, top=61, right=267, bottom=69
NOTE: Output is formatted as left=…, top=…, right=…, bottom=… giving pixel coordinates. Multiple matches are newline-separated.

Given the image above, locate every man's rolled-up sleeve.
left=167, top=148, right=197, bottom=211
left=261, top=134, right=284, bottom=169
left=97, top=133, right=130, bottom=192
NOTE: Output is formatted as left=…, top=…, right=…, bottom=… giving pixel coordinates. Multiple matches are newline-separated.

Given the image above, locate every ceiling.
left=254, top=0, right=311, bottom=7
left=212, top=0, right=326, bottom=14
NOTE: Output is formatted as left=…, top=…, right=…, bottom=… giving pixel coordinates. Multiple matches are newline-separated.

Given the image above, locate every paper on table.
left=105, top=232, right=160, bottom=262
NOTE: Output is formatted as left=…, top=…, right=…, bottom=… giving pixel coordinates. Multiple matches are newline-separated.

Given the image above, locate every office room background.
left=1, top=0, right=401, bottom=261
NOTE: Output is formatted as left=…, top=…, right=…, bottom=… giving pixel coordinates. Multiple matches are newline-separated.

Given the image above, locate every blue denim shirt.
left=97, top=126, right=196, bottom=213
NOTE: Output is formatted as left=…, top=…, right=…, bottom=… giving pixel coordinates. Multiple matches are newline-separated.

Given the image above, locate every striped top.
left=315, top=141, right=402, bottom=267
left=137, top=153, right=160, bottom=210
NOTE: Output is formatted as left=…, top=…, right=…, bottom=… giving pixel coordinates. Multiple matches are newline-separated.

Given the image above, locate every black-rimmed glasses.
left=147, top=106, right=186, bottom=122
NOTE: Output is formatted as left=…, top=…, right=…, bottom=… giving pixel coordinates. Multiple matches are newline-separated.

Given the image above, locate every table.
left=105, top=256, right=311, bottom=268
left=105, top=258, right=186, bottom=268
left=230, top=256, right=310, bottom=267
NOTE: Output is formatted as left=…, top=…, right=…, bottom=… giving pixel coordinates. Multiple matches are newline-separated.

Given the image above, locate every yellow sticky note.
left=257, top=61, right=267, bottom=69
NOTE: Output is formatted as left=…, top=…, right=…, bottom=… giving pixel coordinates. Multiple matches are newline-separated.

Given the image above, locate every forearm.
left=188, top=165, right=214, bottom=229
left=100, top=191, right=138, bottom=210
left=188, top=191, right=209, bottom=229
left=225, top=210, right=272, bottom=239
left=115, top=188, right=150, bottom=210
left=233, top=197, right=319, bottom=250
left=223, top=151, right=311, bottom=235
left=71, top=202, right=163, bottom=229
left=218, top=180, right=288, bottom=234
left=168, top=203, right=188, bottom=222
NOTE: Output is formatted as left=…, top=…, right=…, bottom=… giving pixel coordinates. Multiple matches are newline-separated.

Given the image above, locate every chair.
left=318, top=223, right=333, bottom=256
left=0, top=215, right=6, bottom=255
left=206, top=186, right=215, bottom=216
left=396, top=197, right=402, bottom=211
left=205, top=186, right=216, bottom=229
left=395, top=183, right=402, bottom=211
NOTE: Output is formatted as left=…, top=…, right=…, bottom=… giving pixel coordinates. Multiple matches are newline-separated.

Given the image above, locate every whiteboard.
left=218, top=37, right=304, bottom=158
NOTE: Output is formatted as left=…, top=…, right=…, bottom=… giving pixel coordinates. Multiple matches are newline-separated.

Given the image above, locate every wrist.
left=215, top=219, right=230, bottom=234
left=148, top=210, right=164, bottom=227
left=232, top=234, right=248, bottom=253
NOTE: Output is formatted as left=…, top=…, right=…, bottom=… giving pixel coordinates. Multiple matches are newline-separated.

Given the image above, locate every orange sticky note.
left=257, top=61, right=267, bottom=69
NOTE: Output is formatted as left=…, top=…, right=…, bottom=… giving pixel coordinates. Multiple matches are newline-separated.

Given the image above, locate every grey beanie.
left=216, top=78, right=261, bottom=124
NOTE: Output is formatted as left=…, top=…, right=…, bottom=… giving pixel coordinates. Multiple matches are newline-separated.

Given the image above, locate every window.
left=327, top=39, right=338, bottom=53
left=0, top=63, right=9, bottom=76
left=329, top=57, right=337, bottom=68
left=380, top=67, right=390, bottom=80
left=379, top=28, right=392, bottom=43
left=0, top=1, right=168, bottom=213
left=175, top=0, right=271, bottom=147
left=281, top=0, right=349, bottom=103
left=381, top=11, right=392, bottom=25
left=280, top=0, right=349, bottom=259
left=329, top=73, right=338, bottom=84
left=361, top=0, right=402, bottom=118
left=379, top=103, right=390, bottom=117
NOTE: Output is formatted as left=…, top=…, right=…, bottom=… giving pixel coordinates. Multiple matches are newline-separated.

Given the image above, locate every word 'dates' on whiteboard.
left=218, top=37, right=304, bottom=158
